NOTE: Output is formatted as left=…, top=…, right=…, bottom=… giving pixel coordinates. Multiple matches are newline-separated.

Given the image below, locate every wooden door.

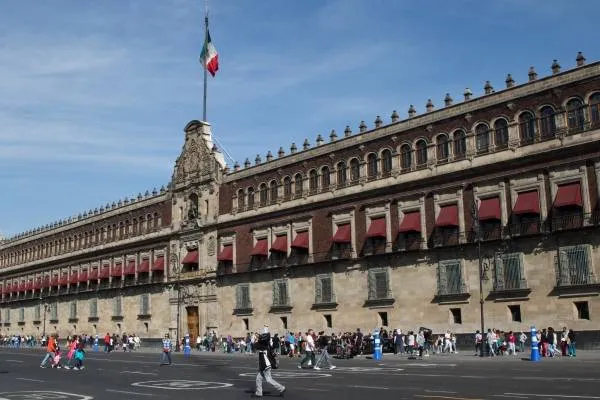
left=186, top=306, right=200, bottom=343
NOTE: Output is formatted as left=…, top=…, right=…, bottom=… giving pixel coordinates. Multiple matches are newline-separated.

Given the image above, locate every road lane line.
left=350, top=385, right=389, bottom=390
left=6, top=360, right=24, bottom=363
left=505, top=394, right=600, bottom=399
left=122, top=371, right=159, bottom=375
left=16, top=378, right=44, bottom=382
left=426, top=390, right=459, bottom=394
left=494, top=396, right=529, bottom=399
left=106, top=389, right=156, bottom=397
left=415, top=396, right=483, bottom=400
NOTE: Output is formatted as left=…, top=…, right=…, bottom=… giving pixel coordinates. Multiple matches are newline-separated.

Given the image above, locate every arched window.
left=336, top=162, right=347, bottom=187
left=381, top=149, right=393, bottom=175
left=283, top=176, right=292, bottom=200
left=475, top=123, right=489, bottom=153
left=270, top=180, right=278, bottom=204
left=259, top=183, right=268, bottom=206
left=247, top=187, right=255, bottom=209
left=350, top=158, right=360, bottom=182
left=540, top=106, right=557, bottom=138
left=309, top=169, right=318, bottom=193
left=237, top=189, right=245, bottom=210
left=367, top=153, right=378, bottom=178
left=518, top=111, right=536, bottom=144
left=590, top=93, right=600, bottom=125
left=566, top=98, right=585, bottom=132
left=294, top=174, right=303, bottom=197
left=188, top=193, right=199, bottom=219
left=321, top=166, right=330, bottom=190
left=416, top=140, right=427, bottom=166
left=494, top=119, right=509, bottom=148
left=436, top=134, right=449, bottom=161
left=453, top=130, right=466, bottom=158
left=400, top=144, right=412, bottom=170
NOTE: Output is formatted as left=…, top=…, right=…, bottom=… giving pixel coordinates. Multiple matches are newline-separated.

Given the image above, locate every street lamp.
left=42, top=302, right=48, bottom=339
left=471, top=202, right=486, bottom=358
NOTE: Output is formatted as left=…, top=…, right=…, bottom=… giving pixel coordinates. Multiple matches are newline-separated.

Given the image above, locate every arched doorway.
left=186, top=306, right=200, bottom=344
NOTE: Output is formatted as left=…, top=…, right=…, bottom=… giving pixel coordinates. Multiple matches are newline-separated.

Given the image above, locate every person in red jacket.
left=40, top=335, right=57, bottom=368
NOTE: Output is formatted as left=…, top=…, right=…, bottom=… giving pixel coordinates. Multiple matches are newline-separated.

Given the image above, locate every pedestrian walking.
left=313, top=331, right=336, bottom=370
left=254, top=329, right=285, bottom=398
left=40, top=335, right=57, bottom=368
left=160, top=334, right=172, bottom=365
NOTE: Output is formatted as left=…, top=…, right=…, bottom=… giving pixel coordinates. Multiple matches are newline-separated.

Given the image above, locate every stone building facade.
left=1, top=54, right=600, bottom=344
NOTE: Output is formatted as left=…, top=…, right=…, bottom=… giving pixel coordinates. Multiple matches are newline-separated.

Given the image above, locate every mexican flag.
left=200, top=29, right=219, bottom=77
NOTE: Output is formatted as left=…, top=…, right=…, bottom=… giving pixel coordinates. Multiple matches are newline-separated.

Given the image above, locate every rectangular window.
left=508, top=305, right=522, bottom=322
left=575, top=301, right=590, bottom=320
left=324, top=314, right=332, bottom=328
left=34, top=305, right=41, bottom=321
left=113, top=296, right=122, bottom=316
left=235, top=284, right=252, bottom=310
left=378, top=311, right=388, bottom=327
left=140, top=294, right=150, bottom=315
left=494, top=253, right=527, bottom=291
left=368, top=268, right=390, bottom=300
left=315, top=274, right=334, bottom=304
left=5, top=309, right=10, bottom=323
left=19, top=307, right=25, bottom=322
left=69, top=302, right=77, bottom=319
left=556, top=245, right=594, bottom=286
left=89, top=298, right=98, bottom=318
left=450, top=308, right=462, bottom=324
left=280, top=316, right=288, bottom=330
left=272, top=279, right=289, bottom=307
left=437, top=260, right=466, bottom=296
left=50, top=303, right=58, bottom=320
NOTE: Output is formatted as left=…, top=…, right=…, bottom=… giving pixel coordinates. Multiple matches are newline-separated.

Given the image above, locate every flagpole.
left=202, top=2, right=209, bottom=122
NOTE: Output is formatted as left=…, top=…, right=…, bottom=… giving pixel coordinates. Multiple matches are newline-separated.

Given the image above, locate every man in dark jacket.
left=254, top=330, right=285, bottom=398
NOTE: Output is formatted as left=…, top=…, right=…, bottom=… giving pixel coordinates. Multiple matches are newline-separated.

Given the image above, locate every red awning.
left=554, top=182, right=582, bottom=208
left=399, top=211, right=421, bottom=233
left=34, top=278, right=42, bottom=290
left=124, top=261, right=136, bottom=275
left=70, top=272, right=79, bottom=284
left=19, top=282, right=26, bottom=292
left=332, top=224, right=351, bottom=243
left=42, top=276, right=50, bottom=287
left=366, top=218, right=387, bottom=238
left=152, top=256, right=165, bottom=271
left=270, top=235, right=288, bottom=253
left=251, top=239, right=269, bottom=256
left=99, top=265, right=110, bottom=279
left=513, top=190, right=540, bottom=215
left=291, top=231, right=309, bottom=249
left=90, top=269, right=99, bottom=279
left=26, top=281, right=33, bottom=291
left=78, top=271, right=88, bottom=282
left=51, top=276, right=59, bottom=286
left=478, top=197, right=501, bottom=221
left=138, top=259, right=150, bottom=273
left=111, top=264, right=122, bottom=277
left=181, top=250, right=199, bottom=264
left=59, top=274, right=68, bottom=286
left=217, top=245, right=233, bottom=261
left=436, top=204, right=459, bottom=227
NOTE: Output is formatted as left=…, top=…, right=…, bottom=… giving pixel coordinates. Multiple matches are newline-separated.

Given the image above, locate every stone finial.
left=344, top=125, right=352, bottom=137
left=316, top=134, right=324, bottom=146
left=374, top=115, right=383, bottom=128
left=117, top=199, right=123, bottom=207
left=123, top=197, right=129, bottom=204
left=211, top=144, right=218, bottom=153
left=359, top=120, right=367, bottom=132
left=244, top=158, right=251, bottom=168
left=82, top=211, right=88, bottom=218
left=463, top=88, right=472, bottom=101
left=77, top=213, right=83, bottom=220
left=576, top=51, right=586, bottom=67
left=266, top=151, right=273, bottom=162
left=528, top=66, right=538, bottom=82
left=444, top=93, right=453, bottom=107
left=144, top=190, right=150, bottom=197
left=551, top=59, right=561, bottom=74
left=255, top=154, right=262, bottom=165
left=408, top=104, right=416, bottom=118
left=233, top=161, right=240, bottom=171
left=484, top=81, right=493, bottom=94
left=391, top=110, right=399, bottom=123
left=223, top=165, right=230, bottom=173
left=152, top=187, right=158, bottom=195
left=329, top=129, right=337, bottom=142
left=290, top=143, right=297, bottom=153
left=303, top=138, right=310, bottom=150
left=137, top=193, right=142, bottom=201
left=278, top=147, right=285, bottom=158
left=425, top=99, right=434, bottom=112
left=505, top=74, right=515, bottom=88
left=160, top=185, right=166, bottom=193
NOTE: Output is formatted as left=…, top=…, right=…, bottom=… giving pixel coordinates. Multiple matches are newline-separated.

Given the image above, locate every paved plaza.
left=0, top=349, right=599, bottom=399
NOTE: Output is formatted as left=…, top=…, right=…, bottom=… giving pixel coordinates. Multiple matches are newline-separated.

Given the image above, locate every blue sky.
left=1, top=0, right=599, bottom=237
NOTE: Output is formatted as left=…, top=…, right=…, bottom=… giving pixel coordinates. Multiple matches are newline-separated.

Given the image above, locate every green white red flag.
left=200, top=29, right=219, bottom=77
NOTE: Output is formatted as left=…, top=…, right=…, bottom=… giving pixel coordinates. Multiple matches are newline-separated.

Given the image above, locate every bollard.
left=373, top=330, right=382, bottom=361
left=184, top=334, right=191, bottom=357
left=530, top=326, right=540, bottom=362
left=93, top=335, right=99, bottom=352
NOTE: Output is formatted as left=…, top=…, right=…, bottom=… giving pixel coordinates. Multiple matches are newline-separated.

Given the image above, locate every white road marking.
left=306, top=388, right=329, bottom=392
left=107, top=389, right=156, bottom=396
left=6, top=359, right=24, bottom=363
left=350, top=385, right=389, bottom=390
left=505, top=394, right=600, bottom=399
left=426, top=390, right=459, bottom=394
left=15, top=378, right=44, bottom=382
left=493, top=395, right=529, bottom=399
left=122, top=371, right=158, bottom=376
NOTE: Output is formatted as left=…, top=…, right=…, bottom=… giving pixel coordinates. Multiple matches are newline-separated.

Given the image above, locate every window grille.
left=368, top=268, right=391, bottom=300
left=437, top=260, right=466, bottom=295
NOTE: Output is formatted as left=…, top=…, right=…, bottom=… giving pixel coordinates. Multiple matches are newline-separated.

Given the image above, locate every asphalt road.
left=0, top=348, right=599, bottom=400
